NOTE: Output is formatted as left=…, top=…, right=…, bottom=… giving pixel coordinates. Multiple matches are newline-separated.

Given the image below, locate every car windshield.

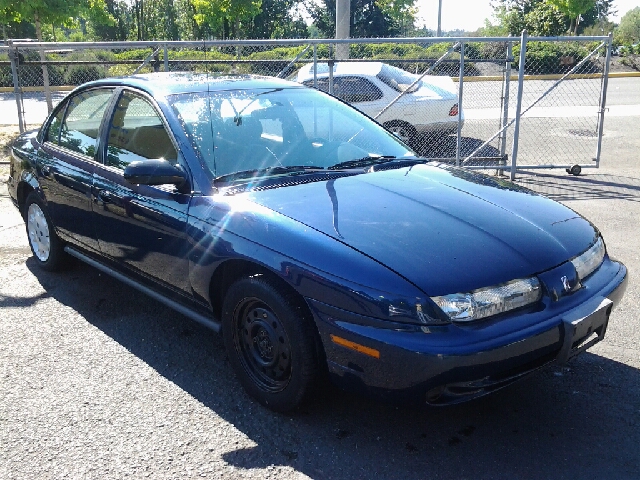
left=168, top=87, right=414, bottom=181
left=376, top=64, right=421, bottom=93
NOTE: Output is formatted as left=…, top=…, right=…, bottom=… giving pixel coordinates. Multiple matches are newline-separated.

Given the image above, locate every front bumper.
left=307, top=258, right=627, bottom=405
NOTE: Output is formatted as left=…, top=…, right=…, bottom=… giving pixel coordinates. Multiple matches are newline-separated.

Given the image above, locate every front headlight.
left=432, top=277, right=542, bottom=323
left=571, top=237, right=605, bottom=280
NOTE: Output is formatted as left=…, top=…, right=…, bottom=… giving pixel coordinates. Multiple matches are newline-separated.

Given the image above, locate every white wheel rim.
left=27, top=203, right=51, bottom=262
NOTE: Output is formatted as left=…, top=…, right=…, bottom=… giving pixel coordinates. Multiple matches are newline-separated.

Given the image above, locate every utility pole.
left=437, top=0, right=442, bottom=37
left=336, top=0, right=350, bottom=59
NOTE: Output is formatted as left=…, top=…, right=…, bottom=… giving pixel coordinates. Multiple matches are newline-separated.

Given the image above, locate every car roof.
left=296, top=61, right=384, bottom=82
left=80, top=72, right=303, bottom=98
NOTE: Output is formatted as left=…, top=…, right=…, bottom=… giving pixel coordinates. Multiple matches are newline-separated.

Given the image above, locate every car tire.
left=567, top=164, right=582, bottom=176
left=222, top=275, right=320, bottom=412
left=383, top=121, right=416, bottom=146
left=24, top=192, right=67, bottom=271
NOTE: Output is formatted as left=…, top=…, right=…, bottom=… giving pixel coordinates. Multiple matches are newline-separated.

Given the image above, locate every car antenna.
left=204, top=39, right=218, bottom=176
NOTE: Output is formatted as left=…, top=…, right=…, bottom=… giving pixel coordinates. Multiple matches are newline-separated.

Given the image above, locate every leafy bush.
left=619, top=45, right=640, bottom=71
left=619, top=44, right=639, bottom=56
left=512, top=41, right=600, bottom=74
left=65, top=65, right=107, bottom=85
left=0, top=65, right=13, bottom=88
left=239, top=43, right=480, bottom=77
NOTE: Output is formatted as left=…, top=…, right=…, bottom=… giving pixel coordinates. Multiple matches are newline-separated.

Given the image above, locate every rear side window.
left=333, top=77, right=383, bottom=103
left=305, top=77, right=383, bottom=103
left=59, top=89, right=113, bottom=157
left=45, top=103, right=66, bottom=144
left=376, top=64, right=421, bottom=93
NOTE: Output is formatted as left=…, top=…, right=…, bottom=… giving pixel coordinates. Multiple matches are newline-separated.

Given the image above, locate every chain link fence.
left=0, top=34, right=612, bottom=178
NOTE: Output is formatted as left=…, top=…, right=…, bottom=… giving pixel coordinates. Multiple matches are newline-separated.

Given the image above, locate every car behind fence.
left=0, top=32, right=613, bottom=179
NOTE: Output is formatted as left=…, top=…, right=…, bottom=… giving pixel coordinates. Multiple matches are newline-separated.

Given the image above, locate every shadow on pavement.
left=413, top=134, right=502, bottom=162
left=24, top=257, right=640, bottom=479
left=516, top=171, right=640, bottom=203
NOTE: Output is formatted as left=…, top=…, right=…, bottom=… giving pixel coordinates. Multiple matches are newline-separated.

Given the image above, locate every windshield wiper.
left=328, top=155, right=396, bottom=170
left=233, top=88, right=284, bottom=125
left=214, top=165, right=325, bottom=184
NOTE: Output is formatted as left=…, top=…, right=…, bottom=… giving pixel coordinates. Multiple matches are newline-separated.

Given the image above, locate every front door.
left=92, top=90, right=192, bottom=294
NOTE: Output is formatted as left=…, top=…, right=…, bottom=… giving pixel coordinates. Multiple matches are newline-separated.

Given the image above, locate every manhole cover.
left=568, top=129, right=598, bottom=138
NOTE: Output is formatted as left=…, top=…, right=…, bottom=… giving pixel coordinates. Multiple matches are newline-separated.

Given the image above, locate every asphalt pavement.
left=0, top=79, right=639, bottom=479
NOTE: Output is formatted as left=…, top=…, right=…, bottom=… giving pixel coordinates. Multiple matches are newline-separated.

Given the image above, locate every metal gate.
left=458, top=31, right=612, bottom=179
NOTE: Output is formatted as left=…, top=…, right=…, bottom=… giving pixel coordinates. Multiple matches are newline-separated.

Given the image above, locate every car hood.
left=244, top=164, right=598, bottom=296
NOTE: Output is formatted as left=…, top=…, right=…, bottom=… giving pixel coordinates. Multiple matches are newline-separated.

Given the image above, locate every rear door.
left=37, top=88, right=115, bottom=251
left=92, top=89, right=192, bottom=294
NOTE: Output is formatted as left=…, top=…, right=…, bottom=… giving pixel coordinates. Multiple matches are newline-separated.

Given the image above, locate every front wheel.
left=24, top=192, right=67, bottom=271
left=222, top=276, right=321, bottom=412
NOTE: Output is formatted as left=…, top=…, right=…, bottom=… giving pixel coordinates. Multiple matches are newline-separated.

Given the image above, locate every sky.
left=414, top=0, right=640, bottom=33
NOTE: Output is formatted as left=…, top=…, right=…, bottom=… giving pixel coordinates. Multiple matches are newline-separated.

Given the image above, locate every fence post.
left=37, top=45, right=53, bottom=114
left=164, top=44, right=169, bottom=72
left=313, top=44, right=317, bottom=88
left=510, top=30, right=527, bottom=181
left=594, top=32, right=612, bottom=168
left=8, top=44, right=26, bottom=133
left=499, top=38, right=512, bottom=175
left=455, top=42, right=465, bottom=167
left=328, top=44, right=335, bottom=95
left=153, top=50, right=160, bottom=72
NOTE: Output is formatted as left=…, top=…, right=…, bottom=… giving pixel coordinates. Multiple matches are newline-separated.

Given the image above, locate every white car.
left=296, top=61, right=463, bottom=144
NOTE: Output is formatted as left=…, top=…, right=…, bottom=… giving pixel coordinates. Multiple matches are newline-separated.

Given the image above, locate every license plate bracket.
left=557, top=296, right=613, bottom=364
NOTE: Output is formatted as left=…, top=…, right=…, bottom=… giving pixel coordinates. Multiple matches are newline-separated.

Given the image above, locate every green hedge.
left=512, top=41, right=601, bottom=74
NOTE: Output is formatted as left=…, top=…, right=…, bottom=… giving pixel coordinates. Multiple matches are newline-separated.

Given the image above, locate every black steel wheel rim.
left=233, top=298, right=292, bottom=392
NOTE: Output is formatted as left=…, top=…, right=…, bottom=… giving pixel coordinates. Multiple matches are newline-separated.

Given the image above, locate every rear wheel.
left=384, top=121, right=416, bottom=145
left=24, top=192, right=67, bottom=271
left=222, top=276, right=320, bottom=412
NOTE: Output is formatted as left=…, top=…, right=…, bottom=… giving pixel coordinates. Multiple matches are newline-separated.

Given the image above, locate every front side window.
left=59, top=89, right=113, bottom=157
left=105, top=91, right=178, bottom=170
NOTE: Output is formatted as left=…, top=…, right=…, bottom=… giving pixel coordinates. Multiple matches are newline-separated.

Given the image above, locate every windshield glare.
left=168, top=87, right=413, bottom=180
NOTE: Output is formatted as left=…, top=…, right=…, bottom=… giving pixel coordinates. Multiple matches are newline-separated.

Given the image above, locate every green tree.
left=192, top=0, right=262, bottom=39
left=616, top=7, right=640, bottom=44
left=245, top=0, right=307, bottom=39
left=489, top=0, right=614, bottom=36
left=310, top=0, right=415, bottom=38
left=524, top=0, right=567, bottom=35
left=547, top=0, right=595, bottom=34
left=89, top=0, right=130, bottom=40
left=376, top=0, right=417, bottom=36
left=0, top=0, right=111, bottom=40
left=0, top=0, right=110, bottom=110
left=579, top=0, right=616, bottom=33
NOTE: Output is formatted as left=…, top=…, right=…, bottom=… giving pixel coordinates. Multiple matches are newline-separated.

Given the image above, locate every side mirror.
left=124, top=159, right=188, bottom=190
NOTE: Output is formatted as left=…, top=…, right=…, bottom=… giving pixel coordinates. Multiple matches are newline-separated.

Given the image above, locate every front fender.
left=186, top=196, right=443, bottom=325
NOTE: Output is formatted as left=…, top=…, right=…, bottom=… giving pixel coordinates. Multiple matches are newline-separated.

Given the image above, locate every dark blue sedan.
left=7, top=73, right=627, bottom=411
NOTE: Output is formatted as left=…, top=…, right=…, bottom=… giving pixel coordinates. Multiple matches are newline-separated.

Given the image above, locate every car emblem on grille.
left=561, top=275, right=571, bottom=292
